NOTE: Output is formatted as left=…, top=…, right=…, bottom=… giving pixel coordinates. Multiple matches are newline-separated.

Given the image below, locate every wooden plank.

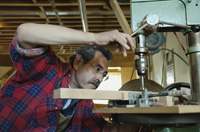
left=32, top=0, right=50, bottom=23
left=93, top=105, right=200, bottom=114
left=53, top=89, right=197, bottom=114
left=159, top=96, right=174, bottom=106
left=54, top=88, right=159, bottom=100
left=0, top=2, right=108, bottom=7
left=109, top=0, right=136, bottom=53
left=109, top=0, right=131, bottom=34
left=54, top=88, right=132, bottom=100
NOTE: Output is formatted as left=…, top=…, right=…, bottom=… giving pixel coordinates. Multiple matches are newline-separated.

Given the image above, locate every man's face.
left=71, top=51, right=109, bottom=89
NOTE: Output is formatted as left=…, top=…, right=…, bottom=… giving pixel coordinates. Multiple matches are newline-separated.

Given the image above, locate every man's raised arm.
left=17, top=23, right=134, bottom=56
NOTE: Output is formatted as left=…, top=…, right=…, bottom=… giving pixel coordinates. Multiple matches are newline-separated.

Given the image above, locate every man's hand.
left=94, top=30, right=135, bottom=57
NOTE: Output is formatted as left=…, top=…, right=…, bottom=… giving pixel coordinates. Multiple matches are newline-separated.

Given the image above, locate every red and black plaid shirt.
left=0, top=34, right=107, bottom=132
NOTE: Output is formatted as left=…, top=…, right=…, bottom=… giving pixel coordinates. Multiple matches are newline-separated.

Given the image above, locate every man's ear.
left=73, top=54, right=83, bottom=71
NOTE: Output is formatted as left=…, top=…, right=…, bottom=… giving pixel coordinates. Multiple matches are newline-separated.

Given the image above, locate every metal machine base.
left=115, top=113, right=200, bottom=124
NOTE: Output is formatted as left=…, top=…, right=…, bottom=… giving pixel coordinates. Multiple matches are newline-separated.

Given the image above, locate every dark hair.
left=69, top=45, right=113, bottom=68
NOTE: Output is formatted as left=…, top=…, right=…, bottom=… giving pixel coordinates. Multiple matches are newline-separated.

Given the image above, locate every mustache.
left=88, top=80, right=100, bottom=88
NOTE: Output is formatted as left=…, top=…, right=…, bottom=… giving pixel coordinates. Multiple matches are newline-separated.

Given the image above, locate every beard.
left=88, top=80, right=100, bottom=88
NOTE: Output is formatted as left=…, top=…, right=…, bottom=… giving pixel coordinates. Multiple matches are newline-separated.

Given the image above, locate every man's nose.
left=96, top=73, right=104, bottom=82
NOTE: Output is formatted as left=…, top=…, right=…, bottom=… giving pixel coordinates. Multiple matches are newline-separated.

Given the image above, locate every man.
left=0, top=23, right=137, bottom=131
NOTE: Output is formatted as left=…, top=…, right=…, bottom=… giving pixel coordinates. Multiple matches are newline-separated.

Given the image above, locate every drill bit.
left=141, top=75, right=145, bottom=90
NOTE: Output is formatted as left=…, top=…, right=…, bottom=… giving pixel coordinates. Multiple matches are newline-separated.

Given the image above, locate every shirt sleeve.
left=9, top=33, right=60, bottom=82
left=71, top=100, right=107, bottom=132
left=11, top=33, right=48, bottom=57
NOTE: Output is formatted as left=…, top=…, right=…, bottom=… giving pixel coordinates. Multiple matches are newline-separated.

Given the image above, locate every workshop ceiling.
left=0, top=0, right=134, bottom=67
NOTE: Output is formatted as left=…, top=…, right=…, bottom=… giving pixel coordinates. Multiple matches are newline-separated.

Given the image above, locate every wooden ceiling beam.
left=0, top=33, right=15, bottom=36
left=0, top=37, right=13, bottom=39
left=0, top=16, right=130, bottom=19
left=0, top=24, right=122, bottom=28
left=0, top=40, right=12, bottom=43
left=0, top=11, right=130, bottom=16
left=0, top=17, right=47, bottom=19
left=0, top=0, right=132, bottom=67
left=109, top=0, right=131, bottom=34
left=0, top=30, right=16, bottom=32
left=1, top=20, right=128, bottom=24
left=0, top=2, right=108, bottom=7
left=0, top=43, right=11, bottom=45
left=32, top=0, right=50, bottom=23
left=0, top=2, right=128, bottom=7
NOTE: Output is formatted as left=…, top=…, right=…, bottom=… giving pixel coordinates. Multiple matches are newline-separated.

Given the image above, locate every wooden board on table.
left=54, top=88, right=135, bottom=100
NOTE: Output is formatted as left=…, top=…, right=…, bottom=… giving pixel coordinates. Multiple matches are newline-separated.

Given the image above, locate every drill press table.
left=93, top=105, right=200, bottom=124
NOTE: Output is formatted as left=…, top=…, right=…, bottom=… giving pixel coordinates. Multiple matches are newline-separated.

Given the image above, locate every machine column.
left=186, top=32, right=200, bottom=104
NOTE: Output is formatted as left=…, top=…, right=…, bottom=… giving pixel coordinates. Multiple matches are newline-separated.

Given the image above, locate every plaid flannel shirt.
left=0, top=34, right=107, bottom=132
